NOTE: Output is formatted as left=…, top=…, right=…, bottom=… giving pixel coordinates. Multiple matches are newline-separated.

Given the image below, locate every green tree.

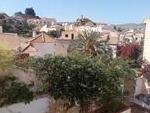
left=0, top=43, right=33, bottom=107
left=2, top=18, right=35, bottom=37
left=15, top=20, right=35, bottom=37
left=2, top=18, right=17, bottom=33
left=68, top=31, right=112, bottom=58
left=25, top=8, right=36, bottom=17
left=14, top=11, right=25, bottom=17
left=0, top=75, right=33, bottom=107
left=27, top=55, right=135, bottom=113
left=47, top=30, right=61, bottom=38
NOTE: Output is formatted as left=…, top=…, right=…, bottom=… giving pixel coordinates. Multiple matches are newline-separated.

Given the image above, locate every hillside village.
left=0, top=8, right=145, bottom=58
left=0, top=8, right=150, bottom=113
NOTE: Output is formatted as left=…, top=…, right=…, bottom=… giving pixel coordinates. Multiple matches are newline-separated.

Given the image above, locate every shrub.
left=0, top=75, right=33, bottom=107
left=28, top=55, right=135, bottom=113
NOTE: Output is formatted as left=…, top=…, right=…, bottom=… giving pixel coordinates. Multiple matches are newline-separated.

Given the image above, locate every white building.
left=40, top=25, right=57, bottom=32
left=119, top=29, right=144, bottom=44
left=76, top=25, right=103, bottom=32
left=143, top=18, right=150, bottom=63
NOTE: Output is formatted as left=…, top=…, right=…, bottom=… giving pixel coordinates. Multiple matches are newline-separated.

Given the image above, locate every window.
left=65, top=34, right=68, bottom=37
left=71, top=34, right=74, bottom=40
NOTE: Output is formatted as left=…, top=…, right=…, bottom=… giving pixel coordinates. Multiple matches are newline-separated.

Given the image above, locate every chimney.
left=32, top=30, right=37, bottom=37
left=0, top=26, right=3, bottom=33
left=42, top=32, right=44, bottom=38
left=41, top=32, right=45, bottom=42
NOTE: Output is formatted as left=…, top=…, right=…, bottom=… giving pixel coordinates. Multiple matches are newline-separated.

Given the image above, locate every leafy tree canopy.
left=27, top=54, right=135, bottom=113
left=117, top=43, right=142, bottom=68
left=14, top=11, right=25, bottom=17
left=68, top=31, right=112, bottom=59
left=0, top=75, right=33, bottom=107
left=25, top=8, right=36, bottom=17
left=2, top=19, right=35, bottom=37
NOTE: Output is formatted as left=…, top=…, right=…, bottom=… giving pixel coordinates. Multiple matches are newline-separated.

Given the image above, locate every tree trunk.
left=80, top=103, right=90, bottom=113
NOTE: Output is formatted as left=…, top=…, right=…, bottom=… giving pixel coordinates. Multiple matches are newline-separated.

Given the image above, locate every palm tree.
left=68, top=30, right=112, bottom=57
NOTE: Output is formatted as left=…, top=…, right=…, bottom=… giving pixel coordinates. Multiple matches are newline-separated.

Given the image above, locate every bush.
left=117, top=43, right=142, bottom=68
left=0, top=75, right=33, bottom=107
left=28, top=55, right=135, bottom=113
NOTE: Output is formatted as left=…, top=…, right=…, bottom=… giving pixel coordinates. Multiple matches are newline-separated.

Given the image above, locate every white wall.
left=143, top=18, right=150, bottom=63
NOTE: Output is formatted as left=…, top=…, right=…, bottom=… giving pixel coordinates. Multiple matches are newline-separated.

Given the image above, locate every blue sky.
left=0, top=0, right=150, bottom=24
